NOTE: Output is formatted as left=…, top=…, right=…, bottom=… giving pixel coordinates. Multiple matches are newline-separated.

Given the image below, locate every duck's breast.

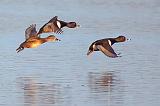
left=23, top=40, right=42, bottom=48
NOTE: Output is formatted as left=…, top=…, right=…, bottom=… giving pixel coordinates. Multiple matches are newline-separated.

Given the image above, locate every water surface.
left=0, top=0, right=160, bottom=106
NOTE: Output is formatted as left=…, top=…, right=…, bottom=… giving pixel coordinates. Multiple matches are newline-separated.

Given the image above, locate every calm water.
left=0, top=0, right=160, bottom=106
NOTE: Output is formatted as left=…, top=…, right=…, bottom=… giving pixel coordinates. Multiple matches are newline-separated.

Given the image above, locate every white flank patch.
left=56, top=21, right=61, bottom=28
left=108, top=40, right=112, bottom=46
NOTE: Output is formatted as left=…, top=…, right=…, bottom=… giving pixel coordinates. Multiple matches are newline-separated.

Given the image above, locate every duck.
left=87, top=36, right=126, bottom=58
left=37, top=16, right=80, bottom=35
left=16, top=24, right=60, bottom=53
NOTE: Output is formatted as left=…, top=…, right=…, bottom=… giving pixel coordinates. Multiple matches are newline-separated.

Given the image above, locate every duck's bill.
left=87, top=50, right=93, bottom=56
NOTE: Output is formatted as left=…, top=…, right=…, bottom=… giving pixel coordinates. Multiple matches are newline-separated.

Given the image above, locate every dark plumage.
left=87, top=36, right=126, bottom=58
left=37, top=16, right=79, bottom=35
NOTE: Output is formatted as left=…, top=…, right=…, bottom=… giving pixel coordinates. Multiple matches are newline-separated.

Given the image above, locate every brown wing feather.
left=97, top=45, right=118, bottom=58
left=25, top=24, right=37, bottom=40
left=37, top=16, right=63, bottom=35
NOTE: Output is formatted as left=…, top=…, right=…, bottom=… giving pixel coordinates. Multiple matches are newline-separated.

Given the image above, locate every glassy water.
left=0, top=0, right=160, bottom=106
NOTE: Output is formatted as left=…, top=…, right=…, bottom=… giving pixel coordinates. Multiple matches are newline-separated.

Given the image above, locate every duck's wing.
left=37, top=16, right=63, bottom=35
left=97, top=43, right=118, bottom=58
left=25, top=24, right=37, bottom=40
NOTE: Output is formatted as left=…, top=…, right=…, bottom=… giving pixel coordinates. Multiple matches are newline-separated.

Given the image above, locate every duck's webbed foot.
left=117, top=52, right=122, bottom=57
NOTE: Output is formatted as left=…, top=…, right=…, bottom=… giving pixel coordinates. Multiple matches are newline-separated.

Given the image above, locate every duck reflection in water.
left=17, top=77, right=61, bottom=106
left=88, top=72, right=113, bottom=92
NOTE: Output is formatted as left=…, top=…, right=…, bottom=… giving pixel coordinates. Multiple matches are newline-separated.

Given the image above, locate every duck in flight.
left=16, top=24, right=60, bottom=53
left=37, top=16, right=80, bottom=35
left=87, top=36, right=127, bottom=58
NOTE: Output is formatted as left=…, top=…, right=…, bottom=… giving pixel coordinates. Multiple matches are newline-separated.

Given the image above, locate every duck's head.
left=67, top=22, right=80, bottom=28
left=46, top=35, right=60, bottom=42
left=115, top=36, right=126, bottom=42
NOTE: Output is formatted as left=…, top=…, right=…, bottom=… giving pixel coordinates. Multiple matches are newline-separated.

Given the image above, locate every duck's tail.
left=16, top=46, right=24, bottom=53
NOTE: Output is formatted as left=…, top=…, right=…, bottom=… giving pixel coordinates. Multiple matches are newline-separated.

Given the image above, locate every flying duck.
left=37, top=16, right=80, bottom=35
left=87, top=36, right=126, bottom=58
left=16, top=24, right=60, bottom=53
